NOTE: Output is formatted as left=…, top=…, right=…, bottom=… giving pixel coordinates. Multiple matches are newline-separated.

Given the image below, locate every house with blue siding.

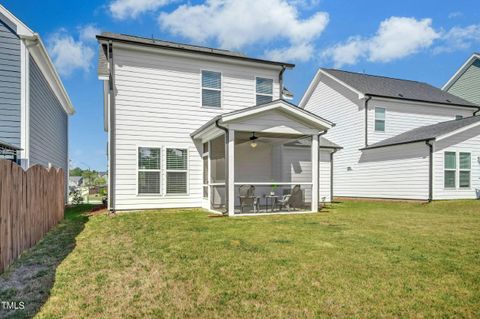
left=443, top=53, right=480, bottom=106
left=0, top=5, right=74, bottom=187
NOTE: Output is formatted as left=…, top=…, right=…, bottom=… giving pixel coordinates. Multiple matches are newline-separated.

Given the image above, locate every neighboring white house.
left=97, top=33, right=340, bottom=215
left=0, top=5, right=75, bottom=196
left=300, top=68, right=480, bottom=200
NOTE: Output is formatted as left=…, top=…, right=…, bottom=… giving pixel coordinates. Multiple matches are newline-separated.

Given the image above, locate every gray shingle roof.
left=285, top=136, right=342, bottom=149
left=363, top=116, right=480, bottom=149
left=97, top=32, right=294, bottom=68
left=97, top=44, right=108, bottom=78
left=323, top=68, right=478, bottom=108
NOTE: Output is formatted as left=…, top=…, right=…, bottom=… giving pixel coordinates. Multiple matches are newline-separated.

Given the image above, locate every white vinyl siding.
left=138, top=147, right=161, bottom=194
left=111, top=46, right=280, bottom=210
left=166, top=148, right=188, bottom=194
left=202, top=70, right=221, bottom=108
left=368, top=99, right=474, bottom=145
left=433, top=125, right=480, bottom=200
left=374, top=107, right=385, bottom=132
left=304, top=75, right=430, bottom=200
left=256, top=77, right=273, bottom=105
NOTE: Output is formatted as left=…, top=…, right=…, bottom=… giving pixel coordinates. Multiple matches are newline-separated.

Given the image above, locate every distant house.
left=443, top=53, right=480, bottom=107
left=0, top=5, right=75, bottom=194
left=69, top=176, right=83, bottom=188
left=300, top=68, right=480, bottom=201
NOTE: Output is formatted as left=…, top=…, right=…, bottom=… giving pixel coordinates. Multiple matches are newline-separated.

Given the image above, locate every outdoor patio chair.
left=277, top=185, right=303, bottom=211
left=238, top=185, right=260, bottom=213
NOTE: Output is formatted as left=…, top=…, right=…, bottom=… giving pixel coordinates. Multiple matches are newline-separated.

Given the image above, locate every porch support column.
left=227, top=129, right=235, bottom=216
left=311, top=134, right=319, bottom=212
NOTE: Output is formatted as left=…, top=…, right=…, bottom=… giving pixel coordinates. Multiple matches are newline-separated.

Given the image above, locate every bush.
left=69, top=189, right=84, bottom=205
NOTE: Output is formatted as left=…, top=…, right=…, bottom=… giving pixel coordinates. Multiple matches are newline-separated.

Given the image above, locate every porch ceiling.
left=191, top=99, right=334, bottom=141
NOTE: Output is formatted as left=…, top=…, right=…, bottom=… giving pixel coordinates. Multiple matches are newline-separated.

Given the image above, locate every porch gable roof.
left=191, top=99, right=334, bottom=140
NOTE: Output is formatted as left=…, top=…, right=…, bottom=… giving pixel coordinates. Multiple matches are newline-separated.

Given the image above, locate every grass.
left=1, top=201, right=480, bottom=318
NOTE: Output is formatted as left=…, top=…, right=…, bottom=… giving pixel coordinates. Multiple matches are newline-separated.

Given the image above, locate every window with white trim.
left=375, top=107, right=385, bottom=132
left=444, top=151, right=456, bottom=188
left=138, top=147, right=161, bottom=194
left=166, top=148, right=188, bottom=194
left=202, top=70, right=221, bottom=108
left=256, top=77, right=273, bottom=105
left=459, top=152, right=471, bottom=188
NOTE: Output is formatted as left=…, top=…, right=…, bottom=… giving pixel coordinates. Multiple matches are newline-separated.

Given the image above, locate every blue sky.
left=3, top=0, right=480, bottom=171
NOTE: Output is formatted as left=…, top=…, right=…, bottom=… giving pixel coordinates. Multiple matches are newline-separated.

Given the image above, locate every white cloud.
left=79, top=24, right=100, bottom=43
left=265, top=42, right=314, bottom=62
left=158, top=0, right=328, bottom=61
left=448, top=11, right=462, bottom=19
left=47, top=29, right=95, bottom=77
left=109, top=0, right=172, bottom=20
left=434, top=24, right=480, bottom=53
left=323, top=17, right=440, bottom=67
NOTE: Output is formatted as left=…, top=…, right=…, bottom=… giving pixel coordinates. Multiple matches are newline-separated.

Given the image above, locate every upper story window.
left=375, top=107, right=386, bottom=132
left=256, top=77, right=273, bottom=105
left=138, top=147, right=161, bottom=194
left=202, top=70, right=221, bottom=108
left=455, top=115, right=463, bottom=120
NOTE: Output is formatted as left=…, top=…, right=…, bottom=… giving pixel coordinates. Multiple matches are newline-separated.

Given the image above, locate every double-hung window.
left=202, top=70, right=221, bottom=108
left=166, top=148, right=188, bottom=194
left=375, top=107, right=386, bottom=132
left=256, top=77, right=273, bottom=105
left=138, top=147, right=161, bottom=194
left=459, top=152, right=471, bottom=188
left=444, top=152, right=456, bottom=188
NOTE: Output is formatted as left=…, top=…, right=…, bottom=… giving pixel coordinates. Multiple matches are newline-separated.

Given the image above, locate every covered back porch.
left=192, top=100, right=335, bottom=216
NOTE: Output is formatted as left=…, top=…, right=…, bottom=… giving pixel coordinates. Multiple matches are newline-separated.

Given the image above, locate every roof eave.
left=442, top=53, right=480, bottom=91
left=96, top=34, right=295, bottom=69
left=367, top=94, right=479, bottom=109
left=360, top=138, right=435, bottom=151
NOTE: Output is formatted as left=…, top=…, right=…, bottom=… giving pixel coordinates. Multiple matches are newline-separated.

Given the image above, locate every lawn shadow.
left=0, top=204, right=97, bottom=319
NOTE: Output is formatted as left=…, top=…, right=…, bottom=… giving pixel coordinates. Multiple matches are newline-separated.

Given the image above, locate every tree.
left=70, top=167, right=83, bottom=176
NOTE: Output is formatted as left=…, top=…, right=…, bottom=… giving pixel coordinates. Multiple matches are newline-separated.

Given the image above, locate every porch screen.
left=166, top=148, right=188, bottom=194
left=138, top=147, right=161, bottom=194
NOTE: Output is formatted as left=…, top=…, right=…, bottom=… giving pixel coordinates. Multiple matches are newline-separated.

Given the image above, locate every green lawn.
left=1, top=201, right=480, bottom=318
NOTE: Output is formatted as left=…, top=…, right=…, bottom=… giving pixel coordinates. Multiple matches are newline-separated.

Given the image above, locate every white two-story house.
left=300, top=68, right=480, bottom=201
left=97, top=33, right=340, bottom=215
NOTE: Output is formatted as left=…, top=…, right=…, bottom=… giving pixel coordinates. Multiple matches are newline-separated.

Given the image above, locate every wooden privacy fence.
left=0, top=159, right=65, bottom=273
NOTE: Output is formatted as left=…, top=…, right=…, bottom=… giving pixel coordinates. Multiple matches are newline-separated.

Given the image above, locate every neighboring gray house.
left=0, top=5, right=74, bottom=185
left=443, top=53, right=480, bottom=106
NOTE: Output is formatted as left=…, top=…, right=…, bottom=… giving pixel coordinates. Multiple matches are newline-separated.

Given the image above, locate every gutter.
left=366, top=93, right=478, bottom=110
left=360, top=138, right=434, bottom=151
left=279, top=66, right=286, bottom=99
left=364, top=95, right=372, bottom=147
left=108, top=41, right=116, bottom=212
left=97, top=34, right=295, bottom=69
left=215, top=119, right=229, bottom=215
left=425, top=140, right=434, bottom=202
